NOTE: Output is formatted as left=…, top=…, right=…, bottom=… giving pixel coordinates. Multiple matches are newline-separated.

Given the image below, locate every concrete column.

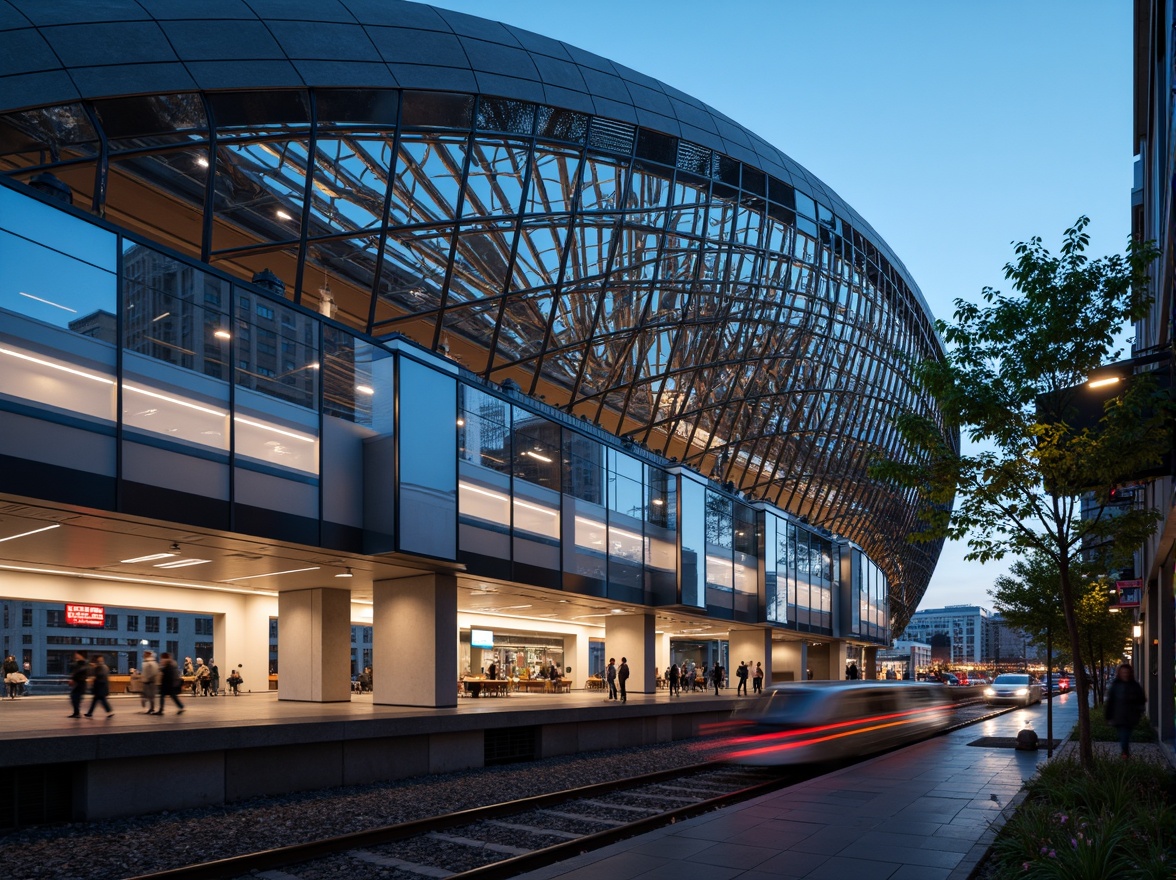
left=213, top=594, right=272, bottom=694
left=863, top=646, right=879, bottom=680
left=606, top=613, right=656, bottom=694
left=564, top=631, right=590, bottom=688
left=655, top=631, right=671, bottom=677
left=277, top=587, right=352, bottom=702
left=373, top=573, right=457, bottom=708
left=728, top=627, right=771, bottom=688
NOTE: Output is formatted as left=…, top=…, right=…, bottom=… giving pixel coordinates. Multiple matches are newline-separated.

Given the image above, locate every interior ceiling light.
left=196, top=156, right=209, bottom=168
left=120, top=552, right=176, bottom=564
left=154, top=558, right=211, bottom=569
left=19, top=291, right=76, bottom=312
left=335, top=567, right=354, bottom=578
left=0, top=523, right=61, bottom=543
left=224, top=566, right=320, bottom=582
left=0, top=562, right=277, bottom=596
left=355, top=384, right=375, bottom=396
left=275, top=209, right=293, bottom=221
left=214, top=329, right=231, bottom=340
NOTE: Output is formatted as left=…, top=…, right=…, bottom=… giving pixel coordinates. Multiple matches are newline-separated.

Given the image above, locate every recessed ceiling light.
left=213, top=329, right=232, bottom=340
left=154, top=558, right=212, bottom=569
left=275, top=209, right=293, bottom=220
left=335, top=567, right=354, bottom=578
left=356, top=384, right=374, bottom=396
left=196, top=156, right=209, bottom=168
left=0, top=523, right=61, bottom=544
left=224, top=566, right=320, bottom=582
left=121, top=553, right=177, bottom=564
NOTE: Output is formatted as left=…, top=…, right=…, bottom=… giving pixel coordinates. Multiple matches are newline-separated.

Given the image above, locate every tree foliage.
left=991, top=551, right=1132, bottom=704
left=871, top=218, right=1166, bottom=767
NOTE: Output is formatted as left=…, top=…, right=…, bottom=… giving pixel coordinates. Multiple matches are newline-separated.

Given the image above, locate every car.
left=969, top=676, right=989, bottom=687
left=1042, top=673, right=1071, bottom=693
left=955, top=672, right=969, bottom=686
left=984, top=673, right=1043, bottom=706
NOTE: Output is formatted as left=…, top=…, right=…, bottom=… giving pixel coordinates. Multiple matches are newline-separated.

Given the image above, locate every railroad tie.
left=484, top=820, right=584, bottom=839
left=534, top=809, right=626, bottom=826
left=427, top=832, right=533, bottom=855
left=351, top=851, right=451, bottom=877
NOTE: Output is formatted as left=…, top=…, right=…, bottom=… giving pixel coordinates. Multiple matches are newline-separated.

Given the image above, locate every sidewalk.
left=518, top=694, right=1081, bottom=880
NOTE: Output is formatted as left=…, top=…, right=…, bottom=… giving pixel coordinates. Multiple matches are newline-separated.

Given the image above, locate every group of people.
left=179, top=657, right=220, bottom=697
left=65, top=650, right=244, bottom=718
left=599, top=658, right=766, bottom=700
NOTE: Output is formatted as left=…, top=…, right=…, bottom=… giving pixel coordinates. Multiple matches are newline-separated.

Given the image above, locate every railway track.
left=126, top=699, right=1020, bottom=880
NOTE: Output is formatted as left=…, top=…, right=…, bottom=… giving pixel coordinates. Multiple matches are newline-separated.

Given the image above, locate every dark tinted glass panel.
left=635, top=129, right=677, bottom=166
left=208, top=91, right=310, bottom=129
left=398, top=357, right=456, bottom=558
left=535, top=106, right=587, bottom=143
left=401, top=91, right=473, bottom=129
left=316, top=89, right=399, bottom=126
left=92, top=94, right=206, bottom=139
left=476, top=97, right=536, bottom=135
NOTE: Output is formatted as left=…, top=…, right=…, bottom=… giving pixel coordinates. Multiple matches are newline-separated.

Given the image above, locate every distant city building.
left=989, top=613, right=1041, bottom=666
left=901, top=605, right=990, bottom=666
left=877, top=640, right=931, bottom=679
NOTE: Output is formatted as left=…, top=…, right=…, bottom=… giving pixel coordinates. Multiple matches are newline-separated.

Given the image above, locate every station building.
left=0, top=0, right=952, bottom=709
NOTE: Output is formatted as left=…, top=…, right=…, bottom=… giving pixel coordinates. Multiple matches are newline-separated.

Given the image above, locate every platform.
left=0, top=688, right=746, bottom=824
left=517, top=694, right=1082, bottom=880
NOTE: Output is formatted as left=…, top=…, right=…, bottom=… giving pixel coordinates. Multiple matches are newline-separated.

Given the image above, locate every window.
left=256, top=304, right=274, bottom=320
left=166, top=640, right=179, bottom=656
left=166, top=617, right=179, bottom=634
left=146, top=616, right=160, bottom=633
left=195, top=618, right=213, bottom=636
left=21, top=608, right=31, bottom=627
left=104, top=614, right=118, bottom=630
left=126, top=615, right=138, bottom=632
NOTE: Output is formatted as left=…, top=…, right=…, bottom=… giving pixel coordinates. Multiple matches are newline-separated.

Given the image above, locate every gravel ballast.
left=1, top=740, right=708, bottom=880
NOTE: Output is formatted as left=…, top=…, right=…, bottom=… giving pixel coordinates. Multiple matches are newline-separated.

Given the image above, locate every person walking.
left=140, top=650, right=159, bottom=714
left=84, top=654, right=113, bottom=718
left=735, top=661, right=749, bottom=696
left=846, top=662, right=860, bottom=680
left=618, top=657, right=630, bottom=703
left=154, top=652, right=185, bottom=715
left=606, top=658, right=618, bottom=701
left=2, top=655, right=17, bottom=698
left=711, top=662, right=724, bottom=695
left=668, top=662, right=681, bottom=697
left=753, top=661, right=764, bottom=694
left=67, top=651, right=88, bottom=718
left=1105, top=663, right=1146, bottom=758
left=209, top=659, right=220, bottom=697
left=487, top=660, right=497, bottom=681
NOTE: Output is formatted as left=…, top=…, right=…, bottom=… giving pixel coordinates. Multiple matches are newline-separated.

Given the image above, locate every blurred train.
left=710, top=681, right=955, bottom=765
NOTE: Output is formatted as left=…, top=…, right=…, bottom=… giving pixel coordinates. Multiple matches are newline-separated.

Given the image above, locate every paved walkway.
left=519, top=694, right=1081, bottom=880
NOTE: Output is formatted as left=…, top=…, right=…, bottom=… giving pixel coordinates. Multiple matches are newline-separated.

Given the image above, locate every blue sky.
left=427, top=1, right=1134, bottom=611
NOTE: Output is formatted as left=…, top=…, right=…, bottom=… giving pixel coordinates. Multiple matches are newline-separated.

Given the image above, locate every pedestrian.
left=184, top=656, right=196, bottom=696
left=227, top=667, right=243, bottom=696
left=84, top=654, right=113, bottom=718
left=668, top=662, right=681, bottom=697
left=2, top=654, right=17, bottom=698
left=1104, top=663, right=1146, bottom=758
left=606, top=658, right=618, bottom=701
left=67, top=651, right=88, bottom=718
left=154, top=652, right=185, bottom=715
left=711, top=662, right=724, bottom=695
left=753, top=661, right=764, bottom=693
left=209, top=659, right=220, bottom=697
left=736, top=660, right=749, bottom=695
left=140, top=650, right=159, bottom=714
left=487, top=660, right=498, bottom=681
left=618, top=657, right=630, bottom=703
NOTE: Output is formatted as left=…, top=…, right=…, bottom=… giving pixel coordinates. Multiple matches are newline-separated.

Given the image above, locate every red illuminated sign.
left=1116, top=580, right=1143, bottom=608
left=65, top=603, right=105, bottom=627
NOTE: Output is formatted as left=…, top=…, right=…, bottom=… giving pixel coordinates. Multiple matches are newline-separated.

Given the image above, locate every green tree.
left=991, top=552, right=1131, bottom=703
left=871, top=218, right=1165, bottom=767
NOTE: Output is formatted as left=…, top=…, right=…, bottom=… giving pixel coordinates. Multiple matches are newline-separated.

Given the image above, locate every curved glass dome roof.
left=0, top=0, right=954, bottom=627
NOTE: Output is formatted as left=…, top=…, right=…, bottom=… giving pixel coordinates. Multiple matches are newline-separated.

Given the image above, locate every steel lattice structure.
left=0, top=0, right=954, bottom=629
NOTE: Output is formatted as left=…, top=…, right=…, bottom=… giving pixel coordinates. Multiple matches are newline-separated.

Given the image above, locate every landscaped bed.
left=984, top=733, right=1175, bottom=879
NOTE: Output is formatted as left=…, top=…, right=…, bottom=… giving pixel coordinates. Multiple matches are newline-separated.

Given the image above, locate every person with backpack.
left=153, top=652, right=185, bottom=715
left=606, top=658, right=618, bottom=701
left=735, top=660, right=750, bottom=695
left=753, top=661, right=764, bottom=694
left=618, top=657, right=630, bottom=703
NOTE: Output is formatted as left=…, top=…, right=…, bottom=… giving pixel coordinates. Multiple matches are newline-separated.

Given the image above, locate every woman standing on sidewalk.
left=1104, top=663, right=1146, bottom=758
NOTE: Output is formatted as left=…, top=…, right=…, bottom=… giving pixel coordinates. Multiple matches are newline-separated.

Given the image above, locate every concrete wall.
left=772, top=641, right=805, bottom=682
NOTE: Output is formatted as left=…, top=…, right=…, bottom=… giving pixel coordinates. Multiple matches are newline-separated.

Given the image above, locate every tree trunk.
left=1058, top=562, right=1093, bottom=767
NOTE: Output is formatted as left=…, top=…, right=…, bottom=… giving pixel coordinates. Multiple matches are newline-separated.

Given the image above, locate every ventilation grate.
left=484, top=725, right=538, bottom=766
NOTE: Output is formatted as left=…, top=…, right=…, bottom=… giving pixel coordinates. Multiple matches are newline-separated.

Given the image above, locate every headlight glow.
left=984, top=688, right=994, bottom=696
left=1015, top=688, right=1029, bottom=696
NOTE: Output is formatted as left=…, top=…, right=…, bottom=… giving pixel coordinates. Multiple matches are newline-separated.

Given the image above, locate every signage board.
left=470, top=628, right=494, bottom=648
left=65, top=603, right=105, bottom=626
left=1116, top=580, right=1143, bottom=608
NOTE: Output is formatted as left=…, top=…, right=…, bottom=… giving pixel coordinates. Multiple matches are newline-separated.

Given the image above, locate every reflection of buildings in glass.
left=68, top=309, right=116, bottom=344
left=901, top=605, right=991, bottom=665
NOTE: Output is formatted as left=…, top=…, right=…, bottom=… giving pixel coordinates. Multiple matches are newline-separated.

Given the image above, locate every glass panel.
left=511, top=408, right=559, bottom=491
left=398, top=357, right=456, bottom=558
left=233, top=293, right=319, bottom=409
left=459, top=384, right=511, bottom=476
left=0, top=230, right=116, bottom=331
left=322, top=327, right=391, bottom=432
left=212, top=138, right=311, bottom=250
left=0, top=184, right=116, bottom=271
left=563, top=429, right=604, bottom=504
left=234, top=385, right=318, bottom=475
left=678, top=473, right=706, bottom=608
